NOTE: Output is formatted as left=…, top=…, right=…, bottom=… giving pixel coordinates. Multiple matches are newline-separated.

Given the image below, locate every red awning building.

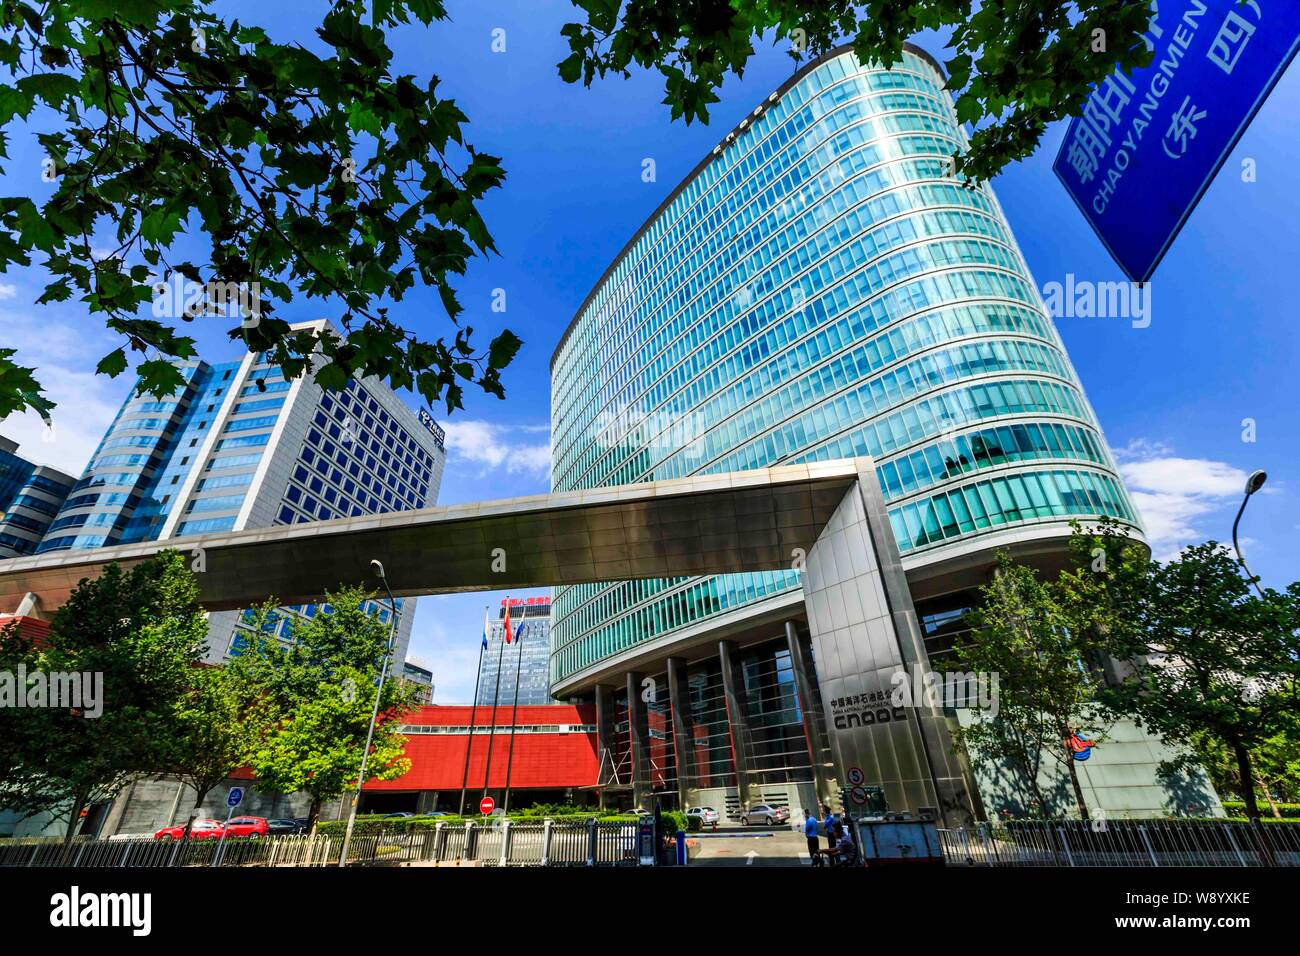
left=360, top=704, right=600, bottom=814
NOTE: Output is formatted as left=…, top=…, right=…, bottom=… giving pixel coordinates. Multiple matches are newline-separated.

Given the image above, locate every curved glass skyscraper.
left=550, top=45, right=1160, bottom=818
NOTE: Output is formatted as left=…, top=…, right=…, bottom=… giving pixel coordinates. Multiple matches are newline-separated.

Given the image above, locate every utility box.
left=855, top=819, right=944, bottom=866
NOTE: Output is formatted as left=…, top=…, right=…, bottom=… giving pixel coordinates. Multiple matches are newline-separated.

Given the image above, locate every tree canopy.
left=1, top=1, right=1155, bottom=421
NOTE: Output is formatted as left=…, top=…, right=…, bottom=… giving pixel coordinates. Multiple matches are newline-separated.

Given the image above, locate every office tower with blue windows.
left=549, top=45, right=1213, bottom=820
left=476, top=597, right=557, bottom=707
left=36, top=319, right=446, bottom=664
left=0, top=437, right=75, bottom=559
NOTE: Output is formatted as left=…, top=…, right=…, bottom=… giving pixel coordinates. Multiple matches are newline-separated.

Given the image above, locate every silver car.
left=739, top=804, right=790, bottom=826
left=687, top=807, right=720, bottom=829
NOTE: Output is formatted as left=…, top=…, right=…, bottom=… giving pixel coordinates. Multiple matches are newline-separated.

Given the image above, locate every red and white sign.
left=479, top=796, right=495, bottom=815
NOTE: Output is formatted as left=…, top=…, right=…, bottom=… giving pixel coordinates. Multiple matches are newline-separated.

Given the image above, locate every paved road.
left=687, top=826, right=816, bottom=867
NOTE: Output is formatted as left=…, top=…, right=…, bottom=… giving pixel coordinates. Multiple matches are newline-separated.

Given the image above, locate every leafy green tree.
left=1093, top=542, right=1300, bottom=822
left=158, top=654, right=274, bottom=839
left=241, top=588, right=419, bottom=834
left=2, top=1, right=1155, bottom=419
left=952, top=553, right=1101, bottom=820
left=0, top=0, right=518, bottom=421
left=1189, top=724, right=1300, bottom=817
left=559, top=0, right=1154, bottom=181
left=0, top=550, right=209, bottom=845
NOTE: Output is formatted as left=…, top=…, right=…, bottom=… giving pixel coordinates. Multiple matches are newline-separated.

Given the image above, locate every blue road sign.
left=227, top=787, right=244, bottom=808
left=1054, top=0, right=1300, bottom=281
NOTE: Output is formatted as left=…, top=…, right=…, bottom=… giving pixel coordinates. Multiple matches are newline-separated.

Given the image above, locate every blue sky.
left=1, top=2, right=1295, bottom=701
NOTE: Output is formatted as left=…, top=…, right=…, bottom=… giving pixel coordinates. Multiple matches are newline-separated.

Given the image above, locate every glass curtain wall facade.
left=0, top=437, right=75, bottom=558
left=549, top=45, right=1139, bottom=690
left=32, top=320, right=447, bottom=665
left=475, top=598, right=557, bottom=707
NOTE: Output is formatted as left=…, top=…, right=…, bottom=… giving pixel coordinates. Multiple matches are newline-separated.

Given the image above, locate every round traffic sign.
left=479, top=796, right=495, bottom=815
left=847, top=767, right=865, bottom=786
left=849, top=786, right=868, bottom=805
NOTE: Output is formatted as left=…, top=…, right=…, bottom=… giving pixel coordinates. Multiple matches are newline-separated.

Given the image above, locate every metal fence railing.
left=940, top=819, right=1300, bottom=867
left=0, top=820, right=643, bottom=868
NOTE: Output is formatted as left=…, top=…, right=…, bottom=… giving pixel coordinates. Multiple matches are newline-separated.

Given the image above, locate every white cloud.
left=441, top=419, right=551, bottom=477
left=0, top=283, right=16, bottom=300
left=0, top=311, right=127, bottom=476
left=1114, top=439, right=1254, bottom=561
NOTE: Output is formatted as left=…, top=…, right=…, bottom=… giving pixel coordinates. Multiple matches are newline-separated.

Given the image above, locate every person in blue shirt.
left=802, top=809, right=821, bottom=861
left=822, top=805, right=836, bottom=852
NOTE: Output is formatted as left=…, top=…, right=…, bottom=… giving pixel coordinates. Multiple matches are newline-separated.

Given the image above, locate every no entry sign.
left=479, top=796, right=495, bottom=815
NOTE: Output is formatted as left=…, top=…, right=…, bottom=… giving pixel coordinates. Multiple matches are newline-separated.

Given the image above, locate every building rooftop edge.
left=548, top=41, right=948, bottom=373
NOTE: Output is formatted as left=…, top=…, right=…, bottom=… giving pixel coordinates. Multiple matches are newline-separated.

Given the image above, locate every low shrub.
left=1221, top=801, right=1300, bottom=819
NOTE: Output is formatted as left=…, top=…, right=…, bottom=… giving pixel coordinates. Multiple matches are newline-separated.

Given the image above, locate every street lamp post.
left=1231, top=470, right=1267, bottom=598
left=339, top=558, right=399, bottom=867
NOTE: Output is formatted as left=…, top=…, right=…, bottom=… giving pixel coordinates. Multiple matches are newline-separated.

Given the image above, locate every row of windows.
left=184, top=493, right=245, bottom=515
left=37, top=533, right=109, bottom=551
left=651, top=333, right=1070, bottom=483
left=230, top=397, right=286, bottom=416
left=877, top=420, right=1111, bottom=502
left=176, top=515, right=236, bottom=536
left=223, top=414, right=280, bottom=433
left=0, top=511, right=48, bottom=533
left=6, top=493, right=64, bottom=516
left=215, top=433, right=270, bottom=451
left=888, top=468, right=1136, bottom=553
left=195, top=472, right=253, bottom=492
left=239, top=378, right=292, bottom=397
left=22, top=473, right=74, bottom=497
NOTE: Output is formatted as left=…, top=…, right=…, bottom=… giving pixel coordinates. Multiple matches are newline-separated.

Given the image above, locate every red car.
left=224, top=816, right=269, bottom=839
left=154, top=819, right=225, bottom=841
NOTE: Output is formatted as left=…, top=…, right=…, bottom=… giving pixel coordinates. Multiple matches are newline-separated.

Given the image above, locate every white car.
left=687, top=807, right=720, bottom=829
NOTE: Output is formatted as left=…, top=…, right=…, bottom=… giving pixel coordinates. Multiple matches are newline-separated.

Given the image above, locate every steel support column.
left=594, top=683, right=615, bottom=811
left=718, top=640, right=755, bottom=812
left=785, top=620, right=835, bottom=807
left=665, top=657, right=696, bottom=810
left=626, top=671, right=652, bottom=811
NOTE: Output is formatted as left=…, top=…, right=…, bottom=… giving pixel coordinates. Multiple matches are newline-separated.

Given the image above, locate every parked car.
left=154, top=819, right=224, bottom=841
left=224, top=816, right=269, bottom=839
left=267, top=818, right=306, bottom=835
left=739, top=804, right=790, bottom=826
left=686, top=807, right=720, bottom=829
left=384, top=811, right=416, bottom=818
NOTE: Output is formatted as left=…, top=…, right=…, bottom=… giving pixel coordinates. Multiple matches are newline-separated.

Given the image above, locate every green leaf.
left=96, top=347, right=129, bottom=377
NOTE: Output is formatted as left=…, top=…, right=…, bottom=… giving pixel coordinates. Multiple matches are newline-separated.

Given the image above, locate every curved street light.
left=1231, top=470, right=1267, bottom=599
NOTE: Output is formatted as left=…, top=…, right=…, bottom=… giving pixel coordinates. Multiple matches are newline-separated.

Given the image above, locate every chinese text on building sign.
left=1054, top=0, right=1300, bottom=282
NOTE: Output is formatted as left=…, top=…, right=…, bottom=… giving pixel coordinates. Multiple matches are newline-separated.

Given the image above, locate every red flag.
left=502, top=599, right=513, bottom=644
